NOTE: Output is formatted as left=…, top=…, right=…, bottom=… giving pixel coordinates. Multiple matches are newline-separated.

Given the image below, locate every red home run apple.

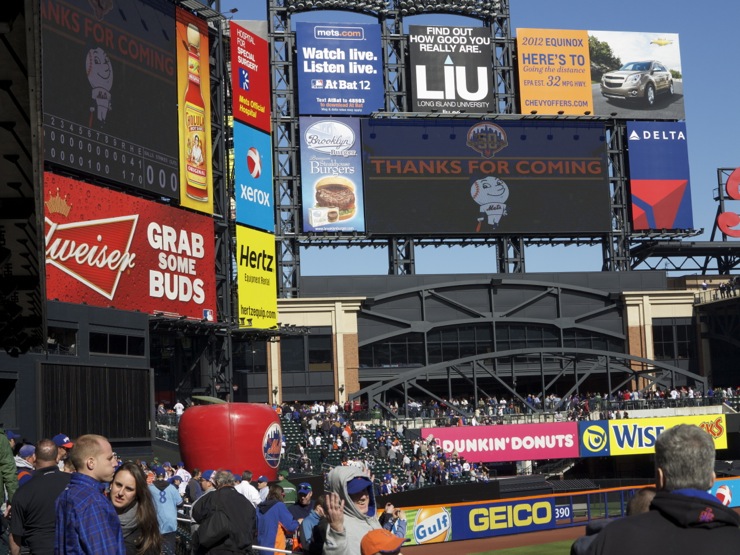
left=178, top=403, right=282, bottom=479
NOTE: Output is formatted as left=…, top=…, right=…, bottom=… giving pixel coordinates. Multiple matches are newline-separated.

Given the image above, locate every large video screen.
left=44, top=173, right=217, bottom=320
left=362, top=119, right=611, bottom=235
left=41, top=0, right=179, bottom=196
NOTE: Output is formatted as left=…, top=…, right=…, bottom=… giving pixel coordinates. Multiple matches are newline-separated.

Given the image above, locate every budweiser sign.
left=45, top=213, right=138, bottom=300
left=43, top=173, right=217, bottom=319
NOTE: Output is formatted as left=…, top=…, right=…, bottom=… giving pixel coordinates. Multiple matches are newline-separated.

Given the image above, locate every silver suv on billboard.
left=600, top=60, right=673, bottom=107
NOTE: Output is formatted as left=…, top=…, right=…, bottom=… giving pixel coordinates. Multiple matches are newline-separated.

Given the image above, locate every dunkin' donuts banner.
left=44, top=173, right=217, bottom=320
left=422, top=422, right=579, bottom=463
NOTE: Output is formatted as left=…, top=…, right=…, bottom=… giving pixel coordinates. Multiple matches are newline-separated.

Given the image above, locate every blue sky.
left=223, top=0, right=740, bottom=276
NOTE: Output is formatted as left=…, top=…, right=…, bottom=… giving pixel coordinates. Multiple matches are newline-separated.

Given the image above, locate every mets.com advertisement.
left=399, top=475, right=740, bottom=546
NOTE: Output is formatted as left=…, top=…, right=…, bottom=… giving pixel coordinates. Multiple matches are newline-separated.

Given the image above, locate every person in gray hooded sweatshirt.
left=323, top=466, right=381, bottom=555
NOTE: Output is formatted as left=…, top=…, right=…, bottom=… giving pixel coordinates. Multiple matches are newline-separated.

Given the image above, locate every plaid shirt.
left=55, top=472, right=125, bottom=555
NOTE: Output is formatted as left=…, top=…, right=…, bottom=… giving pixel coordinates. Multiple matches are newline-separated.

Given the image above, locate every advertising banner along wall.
left=41, top=0, right=180, bottom=196
left=295, top=22, right=384, bottom=115
left=236, top=226, right=278, bottom=329
left=579, top=414, right=727, bottom=457
left=234, top=122, right=274, bottom=232
left=421, top=422, right=580, bottom=463
left=44, top=173, right=217, bottom=320
left=230, top=21, right=271, bottom=133
left=177, top=8, right=213, bottom=214
left=626, top=121, right=693, bottom=230
left=516, top=29, right=684, bottom=119
left=408, top=25, right=495, bottom=113
left=362, top=119, right=610, bottom=235
left=300, top=117, right=366, bottom=233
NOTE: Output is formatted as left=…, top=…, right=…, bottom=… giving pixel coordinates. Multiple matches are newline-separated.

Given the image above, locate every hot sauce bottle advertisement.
left=44, top=173, right=217, bottom=320
left=176, top=9, right=213, bottom=214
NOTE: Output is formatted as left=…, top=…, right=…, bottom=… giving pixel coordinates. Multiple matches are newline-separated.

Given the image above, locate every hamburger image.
left=314, top=176, right=356, bottom=221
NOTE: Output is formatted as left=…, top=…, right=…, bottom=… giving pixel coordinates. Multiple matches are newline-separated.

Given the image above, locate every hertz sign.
left=578, top=415, right=727, bottom=457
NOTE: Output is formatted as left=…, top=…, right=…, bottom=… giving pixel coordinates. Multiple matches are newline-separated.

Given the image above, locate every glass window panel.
left=90, top=332, right=107, bottom=354
left=128, top=336, right=145, bottom=357
left=109, top=334, right=127, bottom=355
left=281, top=336, right=305, bottom=373
left=389, top=343, right=407, bottom=365
left=308, top=335, right=333, bottom=371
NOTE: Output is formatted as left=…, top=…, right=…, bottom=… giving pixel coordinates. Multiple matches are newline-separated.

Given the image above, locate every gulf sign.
left=421, top=422, right=579, bottom=463
left=43, top=173, right=216, bottom=320
left=235, top=225, right=277, bottom=329
left=627, top=121, right=693, bottom=230
left=403, top=507, right=452, bottom=546
left=451, top=498, right=556, bottom=540
left=579, top=415, right=727, bottom=457
left=230, top=21, right=270, bottom=133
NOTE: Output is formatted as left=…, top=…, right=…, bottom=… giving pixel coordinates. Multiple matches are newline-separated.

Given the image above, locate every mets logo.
left=699, top=507, right=715, bottom=523
left=582, top=424, right=608, bottom=454
left=466, top=122, right=508, bottom=159
left=262, top=422, right=282, bottom=468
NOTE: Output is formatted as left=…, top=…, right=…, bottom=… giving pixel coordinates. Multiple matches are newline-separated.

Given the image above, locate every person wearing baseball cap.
left=52, top=433, right=73, bottom=471
left=148, top=465, right=182, bottom=554
left=289, top=482, right=314, bottom=520
left=361, top=529, right=404, bottom=555
left=6, top=431, right=20, bottom=450
left=324, top=467, right=380, bottom=555
left=276, top=469, right=297, bottom=505
left=256, top=475, right=269, bottom=502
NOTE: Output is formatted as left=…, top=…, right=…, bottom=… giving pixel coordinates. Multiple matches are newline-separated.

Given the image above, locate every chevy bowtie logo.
left=45, top=214, right=139, bottom=300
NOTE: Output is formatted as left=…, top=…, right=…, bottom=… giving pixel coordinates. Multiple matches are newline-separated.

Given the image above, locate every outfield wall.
left=400, top=477, right=740, bottom=546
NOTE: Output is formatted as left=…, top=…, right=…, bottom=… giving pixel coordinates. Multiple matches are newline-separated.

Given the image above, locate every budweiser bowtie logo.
left=45, top=207, right=139, bottom=300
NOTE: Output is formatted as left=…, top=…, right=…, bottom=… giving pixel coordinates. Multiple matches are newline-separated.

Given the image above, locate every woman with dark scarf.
left=110, top=462, right=162, bottom=555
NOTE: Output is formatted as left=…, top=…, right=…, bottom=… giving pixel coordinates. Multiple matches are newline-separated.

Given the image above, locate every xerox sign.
left=43, top=173, right=216, bottom=320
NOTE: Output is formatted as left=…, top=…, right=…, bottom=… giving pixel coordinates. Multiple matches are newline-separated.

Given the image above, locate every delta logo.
left=262, top=422, right=282, bottom=468
left=628, top=129, right=686, bottom=141
left=579, top=421, right=610, bottom=457
left=413, top=507, right=451, bottom=544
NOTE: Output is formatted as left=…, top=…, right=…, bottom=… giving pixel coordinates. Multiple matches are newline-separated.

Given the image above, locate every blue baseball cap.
left=347, top=476, right=373, bottom=495
left=52, top=434, right=73, bottom=448
left=201, top=470, right=215, bottom=482
left=6, top=431, right=20, bottom=441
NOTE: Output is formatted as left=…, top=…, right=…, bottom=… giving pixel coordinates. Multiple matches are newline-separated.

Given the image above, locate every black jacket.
left=589, top=491, right=740, bottom=555
left=192, top=486, right=256, bottom=554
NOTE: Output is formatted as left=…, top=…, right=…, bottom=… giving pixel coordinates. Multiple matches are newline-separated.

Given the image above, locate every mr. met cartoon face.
left=86, top=47, right=113, bottom=90
left=470, top=176, right=509, bottom=206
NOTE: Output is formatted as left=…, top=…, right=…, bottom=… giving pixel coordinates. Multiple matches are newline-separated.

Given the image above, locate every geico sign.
left=469, top=501, right=552, bottom=531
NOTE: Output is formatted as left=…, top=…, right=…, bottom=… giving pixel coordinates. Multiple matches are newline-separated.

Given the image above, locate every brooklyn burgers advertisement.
left=299, top=117, right=366, bottom=232
left=44, top=173, right=217, bottom=320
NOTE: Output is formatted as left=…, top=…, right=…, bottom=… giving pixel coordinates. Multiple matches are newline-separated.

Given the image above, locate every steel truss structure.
left=352, top=349, right=707, bottom=419
left=347, top=276, right=707, bottom=416
left=267, top=0, right=714, bottom=297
